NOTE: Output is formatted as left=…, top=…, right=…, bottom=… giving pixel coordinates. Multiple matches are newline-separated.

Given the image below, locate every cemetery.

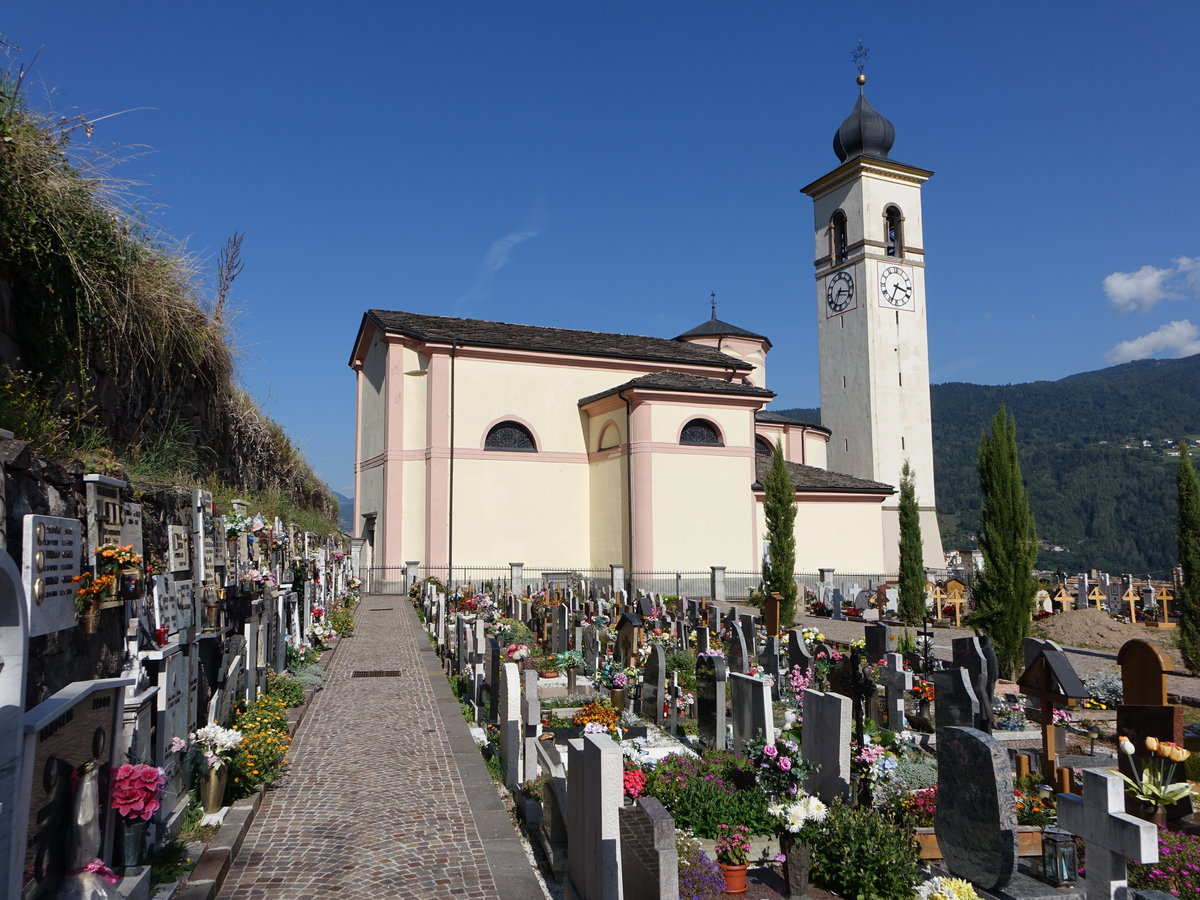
left=0, top=434, right=357, bottom=899
left=410, top=564, right=1200, bottom=900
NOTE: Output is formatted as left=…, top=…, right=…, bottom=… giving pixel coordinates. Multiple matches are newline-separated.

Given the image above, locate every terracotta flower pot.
left=719, top=863, right=748, bottom=894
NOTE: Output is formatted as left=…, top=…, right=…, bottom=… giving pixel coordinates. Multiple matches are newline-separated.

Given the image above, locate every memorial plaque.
left=155, top=576, right=180, bottom=636
left=168, top=525, right=191, bottom=573
left=155, top=648, right=189, bottom=819
left=84, top=474, right=125, bottom=553
left=21, top=515, right=82, bottom=637
left=192, top=489, right=211, bottom=583
left=175, top=580, right=195, bottom=631
left=120, top=501, right=144, bottom=555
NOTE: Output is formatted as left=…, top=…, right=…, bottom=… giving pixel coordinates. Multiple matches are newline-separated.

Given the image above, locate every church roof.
left=755, top=410, right=828, bottom=432
left=832, top=79, right=896, bottom=163
left=752, top=455, right=893, bottom=495
left=675, top=316, right=771, bottom=346
left=578, top=371, right=774, bottom=407
left=364, top=309, right=752, bottom=371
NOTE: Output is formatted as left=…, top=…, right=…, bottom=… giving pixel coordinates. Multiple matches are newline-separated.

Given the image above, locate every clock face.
left=826, top=270, right=855, bottom=314
left=879, top=265, right=913, bottom=309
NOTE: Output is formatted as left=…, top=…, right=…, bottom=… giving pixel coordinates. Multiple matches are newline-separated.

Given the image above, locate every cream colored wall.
left=452, top=456, right=591, bottom=562
left=756, top=495, right=888, bottom=572
left=648, top=403, right=753, bottom=447
left=650, top=452, right=758, bottom=570
left=359, top=334, right=388, bottom=459
left=400, top=344, right=428, bottom=449
left=588, top=454, right=627, bottom=566
left=401, top=459, right=427, bottom=562
left=803, top=431, right=828, bottom=469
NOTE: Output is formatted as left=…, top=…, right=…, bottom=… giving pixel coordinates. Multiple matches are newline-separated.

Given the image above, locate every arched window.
left=884, top=205, right=904, bottom=258
left=484, top=420, right=536, bottom=452
left=830, top=210, right=849, bottom=264
left=755, top=436, right=775, bottom=457
left=597, top=421, right=620, bottom=451
left=680, top=419, right=722, bottom=446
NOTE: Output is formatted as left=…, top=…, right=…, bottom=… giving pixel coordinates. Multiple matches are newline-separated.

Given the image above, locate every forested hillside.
left=775, top=354, right=1200, bottom=574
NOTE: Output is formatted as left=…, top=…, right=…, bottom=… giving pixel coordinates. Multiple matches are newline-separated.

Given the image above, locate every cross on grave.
left=944, top=579, right=968, bottom=627
left=1148, top=586, right=1175, bottom=628
left=1088, top=584, right=1108, bottom=610
left=1018, top=646, right=1089, bottom=783
left=877, top=653, right=912, bottom=731
left=1058, top=768, right=1158, bottom=900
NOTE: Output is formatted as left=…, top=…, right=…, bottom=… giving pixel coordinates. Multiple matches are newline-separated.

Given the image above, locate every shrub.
left=1083, top=669, right=1123, bottom=708
left=329, top=607, right=355, bottom=636
left=809, top=801, right=919, bottom=899
left=665, top=650, right=698, bottom=691
left=290, top=663, right=325, bottom=688
left=643, top=750, right=772, bottom=837
left=894, top=753, right=939, bottom=791
left=266, top=670, right=306, bottom=708
left=228, top=696, right=291, bottom=799
left=1129, top=830, right=1200, bottom=899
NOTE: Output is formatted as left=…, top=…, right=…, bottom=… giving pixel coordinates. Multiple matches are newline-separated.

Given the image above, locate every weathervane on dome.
left=852, top=39, right=870, bottom=88
left=710, top=291, right=718, bottom=319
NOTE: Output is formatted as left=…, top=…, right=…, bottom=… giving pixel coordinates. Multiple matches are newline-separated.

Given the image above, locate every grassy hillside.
left=773, top=354, right=1200, bottom=574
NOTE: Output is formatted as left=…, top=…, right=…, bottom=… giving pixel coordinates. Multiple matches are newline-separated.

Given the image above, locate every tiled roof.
left=579, top=371, right=774, bottom=407
left=675, top=316, right=771, bottom=345
left=755, top=410, right=827, bottom=431
left=753, top=455, right=893, bottom=495
left=366, top=309, right=752, bottom=370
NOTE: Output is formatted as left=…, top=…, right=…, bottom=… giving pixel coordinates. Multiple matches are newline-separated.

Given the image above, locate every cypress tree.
left=1177, top=442, right=1200, bottom=672
left=970, top=405, right=1038, bottom=679
left=762, top=439, right=799, bottom=628
left=897, top=461, right=927, bottom=625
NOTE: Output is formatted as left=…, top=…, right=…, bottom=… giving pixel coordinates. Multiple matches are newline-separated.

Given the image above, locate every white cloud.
left=1103, top=255, right=1200, bottom=313
left=484, top=228, right=538, bottom=273
left=1106, top=319, right=1200, bottom=363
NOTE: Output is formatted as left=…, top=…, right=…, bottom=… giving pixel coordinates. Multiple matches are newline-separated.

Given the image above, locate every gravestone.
left=566, top=733, right=624, bottom=900
left=84, top=473, right=126, bottom=553
left=726, top=626, right=749, bottom=675
left=761, top=635, right=782, bottom=699
left=738, top=613, right=757, bottom=664
left=154, top=644, right=190, bottom=829
left=619, top=796, right=678, bottom=900
left=523, top=670, right=541, bottom=784
left=486, top=636, right=502, bottom=723
left=498, top=662, right=522, bottom=791
left=695, top=626, right=710, bottom=654
left=787, top=628, right=813, bottom=674
left=21, top=515, right=82, bottom=636
left=696, top=655, right=728, bottom=750
left=864, top=623, right=895, bottom=662
left=730, top=672, right=774, bottom=752
left=1058, top=768, right=1158, bottom=900
left=953, top=636, right=994, bottom=732
left=935, top=726, right=1017, bottom=892
left=877, top=653, right=912, bottom=731
left=643, top=643, right=667, bottom=727
left=762, top=592, right=782, bottom=636
left=830, top=588, right=845, bottom=620
left=552, top=604, right=570, bottom=654
left=581, top=624, right=600, bottom=672
left=168, top=524, right=191, bottom=573
left=1117, top=639, right=1168, bottom=706
left=0, top=552, right=29, bottom=898
left=638, top=594, right=654, bottom=618
left=801, top=689, right=851, bottom=804
left=933, top=668, right=981, bottom=731
left=120, top=501, right=144, bottom=555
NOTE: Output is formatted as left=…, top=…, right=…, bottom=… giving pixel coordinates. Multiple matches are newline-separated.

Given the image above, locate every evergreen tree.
left=897, top=461, right=927, bottom=625
left=1177, top=442, right=1200, bottom=672
left=970, top=405, right=1038, bottom=679
left=761, top=440, right=799, bottom=628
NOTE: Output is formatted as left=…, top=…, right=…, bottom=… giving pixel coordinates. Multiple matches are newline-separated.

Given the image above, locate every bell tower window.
left=884, top=205, right=904, bottom=258
left=830, top=210, right=848, bottom=264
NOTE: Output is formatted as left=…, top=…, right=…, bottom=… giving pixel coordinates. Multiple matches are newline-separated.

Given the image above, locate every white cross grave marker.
left=878, top=652, right=912, bottom=731
left=1057, top=768, right=1158, bottom=900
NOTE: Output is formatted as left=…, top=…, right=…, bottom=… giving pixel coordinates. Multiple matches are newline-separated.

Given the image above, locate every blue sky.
left=5, top=2, right=1199, bottom=495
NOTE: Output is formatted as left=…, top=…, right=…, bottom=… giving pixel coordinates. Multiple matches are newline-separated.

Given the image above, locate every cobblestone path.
left=221, top=596, right=544, bottom=900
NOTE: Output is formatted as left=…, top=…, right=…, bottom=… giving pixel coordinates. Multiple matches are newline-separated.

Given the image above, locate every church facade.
left=349, top=78, right=944, bottom=577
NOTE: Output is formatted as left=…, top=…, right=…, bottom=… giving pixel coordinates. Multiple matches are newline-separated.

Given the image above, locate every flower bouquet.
left=1117, top=735, right=1194, bottom=808
left=555, top=650, right=584, bottom=671
left=111, top=763, right=166, bottom=821
left=767, top=793, right=827, bottom=839
left=94, top=543, right=142, bottom=573
left=747, top=735, right=811, bottom=799
left=189, top=724, right=243, bottom=773
left=505, top=643, right=531, bottom=661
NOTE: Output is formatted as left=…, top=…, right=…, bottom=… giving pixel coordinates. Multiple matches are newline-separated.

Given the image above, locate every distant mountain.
left=775, top=353, right=1200, bottom=574
left=333, top=491, right=354, bottom=533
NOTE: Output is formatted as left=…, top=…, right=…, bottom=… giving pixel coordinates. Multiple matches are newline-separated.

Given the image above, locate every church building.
left=349, top=76, right=944, bottom=578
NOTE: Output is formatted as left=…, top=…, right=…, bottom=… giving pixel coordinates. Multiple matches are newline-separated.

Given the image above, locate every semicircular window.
left=680, top=418, right=722, bottom=446
left=484, top=420, right=537, bottom=452
left=755, top=436, right=775, bottom=456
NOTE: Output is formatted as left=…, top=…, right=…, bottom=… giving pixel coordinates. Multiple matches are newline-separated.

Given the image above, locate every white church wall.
left=756, top=494, right=887, bottom=574
left=802, top=430, right=828, bottom=469
left=588, top=453, right=627, bottom=567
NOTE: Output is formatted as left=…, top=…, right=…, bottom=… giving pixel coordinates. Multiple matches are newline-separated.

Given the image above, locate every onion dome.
left=832, top=74, right=895, bottom=163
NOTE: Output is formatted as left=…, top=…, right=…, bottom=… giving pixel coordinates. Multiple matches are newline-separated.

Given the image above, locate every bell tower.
left=800, top=73, right=944, bottom=571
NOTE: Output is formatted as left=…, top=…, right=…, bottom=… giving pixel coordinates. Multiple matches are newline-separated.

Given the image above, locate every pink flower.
left=778, top=757, right=792, bottom=771
left=763, top=744, right=779, bottom=758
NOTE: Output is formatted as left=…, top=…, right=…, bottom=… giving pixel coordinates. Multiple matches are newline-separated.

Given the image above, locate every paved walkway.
left=221, top=595, right=544, bottom=900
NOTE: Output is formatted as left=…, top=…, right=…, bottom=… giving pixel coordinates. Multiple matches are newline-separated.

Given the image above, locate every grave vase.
left=79, top=599, right=102, bottom=634
left=719, top=863, right=748, bottom=894
left=1135, top=802, right=1168, bottom=827
left=117, top=818, right=148, bottom=870
left=780, top=832, right=810, bottom=899
left=609, top=688, right=627, bottom=710
left=202, top=601, right=221, bottom=632
left=200, top=764, right=228, bottom=813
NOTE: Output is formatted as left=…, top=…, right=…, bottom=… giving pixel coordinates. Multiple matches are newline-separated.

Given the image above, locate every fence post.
left=510, top=562, right=524, bottom=597
left=710, top=566, right=726, bottom=604
left=405, top=561, right=420, bottom=594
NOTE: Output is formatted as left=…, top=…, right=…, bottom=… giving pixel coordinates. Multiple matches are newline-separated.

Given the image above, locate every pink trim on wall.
left=628, top=401, right=654, bottom=571
left=425, top=353, right=452, bottom=568
left=478, top=414, right=542, bottom=451
left=354, top=364, right=364, bottom=535
left=637, top=441, right=755, bottom=459
left=587, top=445, right=626, bottom=464
left=456, top=448, right=590, bottom=464
left=676, top=416, right=727, bottom=447
left=382, top=341, right=407, bottom=567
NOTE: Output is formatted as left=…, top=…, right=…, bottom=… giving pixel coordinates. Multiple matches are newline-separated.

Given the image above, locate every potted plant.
left=110, top=763, right=166, bottom=870
left=72, top=571, right=114, bottom=634
left=95, top=543, right=143, bottom=600
left=186, top=724, right=243, bottom=813
left=768, top=794, right=827, bottom=898
left=556, top=650, right=583, bottom=690
left=714, top=823, right=752, bottom=893
left=1117, top=735, right=1193, bottom=823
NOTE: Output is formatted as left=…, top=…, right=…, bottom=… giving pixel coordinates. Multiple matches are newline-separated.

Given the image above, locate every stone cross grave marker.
left=935, top=726, right=1017, bottom=892
left=566, top=733, right=624, bottom=900
left=730, top=672, right=774, bottom=752
left=643, top=643, right=667, bottom=727
left=802, top=689, right=851, bottom=805
left=21, top=515, right=81, bottom=636
left=1058, top=768, right=1159, bottom=900
left=831, top=587, right=845, bottom=619
left=0, top=552, right=29, bottom=898
left=953, top=636, right=994, bottom=732
left=787, top=628, right=813, bottom=674
left=696, top=655, right=728, bottom=751
left=877, top=653, right=912, bottom=731
left=1117, top=638, right=1170, bottom=706
left=1018, top=642, right=1089, bottom=783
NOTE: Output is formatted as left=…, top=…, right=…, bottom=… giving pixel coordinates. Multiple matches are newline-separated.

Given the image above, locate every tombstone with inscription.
left=643, top=644, right=667, bottom=727
left=787, top=628, right=813, bottom=675
left=696, top=655, right=728, bottom=751
left=952, top=636, right=994, bottom=733
left=21, top=515, right=82, bottom=636
left=726, top=626, right=749, bottom=675
left=0, top=553, right=30, bottom=897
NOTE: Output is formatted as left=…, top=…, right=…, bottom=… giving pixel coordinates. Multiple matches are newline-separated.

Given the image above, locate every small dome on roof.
left=832, top=78, right=896, bottom=163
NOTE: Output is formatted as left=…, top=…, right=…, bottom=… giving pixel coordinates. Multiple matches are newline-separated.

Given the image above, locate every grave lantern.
left=1040, top=827, right=1077, bottom=886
